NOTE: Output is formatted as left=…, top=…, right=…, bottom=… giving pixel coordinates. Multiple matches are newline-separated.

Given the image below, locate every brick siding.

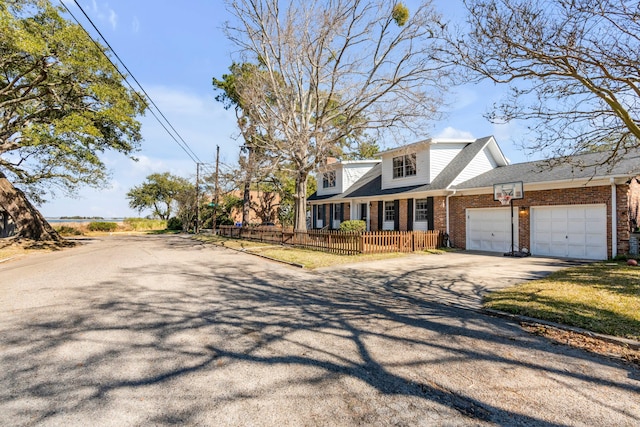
left=399, top=199, right=408, bottom=231
left=370, top=202, right=379, bottom=231
left=433, top=196, right=447, bottom=231
left=628, top=177, right=640, bottom=232
left=446, top=185, right=632, bottom=258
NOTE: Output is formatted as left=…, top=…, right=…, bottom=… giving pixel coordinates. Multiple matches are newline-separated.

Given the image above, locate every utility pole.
left=195, top=162, right=201, bottom=234
left=212, top=145, right=220, bottom=232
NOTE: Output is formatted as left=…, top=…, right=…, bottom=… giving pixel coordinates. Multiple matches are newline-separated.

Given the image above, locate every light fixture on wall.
left=519, top=206, right=528, bottom=214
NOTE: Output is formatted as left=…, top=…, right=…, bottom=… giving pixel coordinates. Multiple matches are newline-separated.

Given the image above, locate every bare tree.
left=224, top=0, right=450, bottom=231
left=448, top=0, right=640, bottom=166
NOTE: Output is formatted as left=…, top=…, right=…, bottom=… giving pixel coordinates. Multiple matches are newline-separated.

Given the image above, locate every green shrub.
left=87, top=221, right=118, bottom=232
left=167, top=217, right=183, bottom=230
left=339, top=220, right=366, bottom=233
left=54, top=225, right=83, bottom=236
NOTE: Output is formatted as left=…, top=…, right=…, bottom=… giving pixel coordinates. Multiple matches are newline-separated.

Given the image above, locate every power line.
left=59, top=0, right=205, bottom=165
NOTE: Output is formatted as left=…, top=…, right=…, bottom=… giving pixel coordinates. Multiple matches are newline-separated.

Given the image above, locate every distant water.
left=46, top=218, right=125, bottom=224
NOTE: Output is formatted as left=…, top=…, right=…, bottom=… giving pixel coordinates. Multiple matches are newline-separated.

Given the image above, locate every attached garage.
left=531, top=204, right=607, bottom=260
left=466, top=207, right=518, bottom=253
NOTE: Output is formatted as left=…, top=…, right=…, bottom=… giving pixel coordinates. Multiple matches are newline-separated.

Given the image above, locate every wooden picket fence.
left=217, top=226, right=444, bottom=255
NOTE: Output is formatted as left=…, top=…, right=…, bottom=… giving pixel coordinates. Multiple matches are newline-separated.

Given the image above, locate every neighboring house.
left=308, top=136, right=640, bottom=260
left=228, top=189, right=281, bottom=225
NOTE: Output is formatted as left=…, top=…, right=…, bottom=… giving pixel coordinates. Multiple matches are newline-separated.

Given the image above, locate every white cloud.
left=435, top=127, right=475, bottom=139
left=127, top=155, right=167, bottom=175
left=108, top=9, right=117, bottom=30
left=83, top=1, right=117, bottom=30
left=131, top=16, right=140, bottom=33
left=147, top=86, right=209, bottom=116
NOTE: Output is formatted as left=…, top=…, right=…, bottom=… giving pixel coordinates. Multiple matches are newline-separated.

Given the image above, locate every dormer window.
left=322, top=171, right=336, bottom=188
left=392, top=154, right=416, bottom=179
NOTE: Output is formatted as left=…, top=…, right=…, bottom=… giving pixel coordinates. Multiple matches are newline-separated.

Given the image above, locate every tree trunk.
left=242, top=178, right=251, bottom=226
left=0, top=172, right=61, bottom=242
left=293, top=172, right=308, bottom=232
left=242, top=146, right=255, bottom=226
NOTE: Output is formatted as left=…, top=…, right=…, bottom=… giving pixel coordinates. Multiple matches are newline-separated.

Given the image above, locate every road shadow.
left=1, top=239, right=638, bottom=426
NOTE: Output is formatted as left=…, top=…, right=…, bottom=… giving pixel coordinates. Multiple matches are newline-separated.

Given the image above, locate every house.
left=311, top=158, right=381, bottom=229
left=307, top=136, right=640, bottom=260
left=225, top=189, right=281, bottom=226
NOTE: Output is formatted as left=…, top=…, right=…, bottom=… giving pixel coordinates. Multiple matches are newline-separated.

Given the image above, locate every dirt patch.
left=522, top=322, right=640, bottom=367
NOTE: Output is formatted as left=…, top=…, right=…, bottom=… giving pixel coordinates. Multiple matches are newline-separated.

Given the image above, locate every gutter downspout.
left=611, top=178, right=617, bottom=258
left=445, top=187, right=457, bottom=247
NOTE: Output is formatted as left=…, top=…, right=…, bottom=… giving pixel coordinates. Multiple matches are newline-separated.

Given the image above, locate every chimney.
left=326, top=157, right=338, bottom=165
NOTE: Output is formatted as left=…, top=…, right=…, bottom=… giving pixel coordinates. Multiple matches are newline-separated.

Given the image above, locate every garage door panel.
left=585, top=234, right=604, bottom=245
left=532, top=205, right=606, bottom=260
left=467, top=208, right=517, bottom=253
left=585, top=246, right=605, bottom=259
left=567, top=222, right=585, bottom=234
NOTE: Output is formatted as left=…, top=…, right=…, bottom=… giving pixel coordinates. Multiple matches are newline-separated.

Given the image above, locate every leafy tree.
left=213, top=63, right=280, bottom=226
left=127, top=173, right=193, bottom=220
left=224, top=0, right=450, bottom=231
left=448, top=0, right=640, bottom=166
left=0, top=0, right=145, bottom=240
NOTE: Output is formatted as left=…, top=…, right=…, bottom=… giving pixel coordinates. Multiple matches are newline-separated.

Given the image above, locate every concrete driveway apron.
left=317, top=251, right=581, bottom=310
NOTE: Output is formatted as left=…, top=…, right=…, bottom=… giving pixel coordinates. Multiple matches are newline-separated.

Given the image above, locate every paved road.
left=0, top=235, right=638, bottom=426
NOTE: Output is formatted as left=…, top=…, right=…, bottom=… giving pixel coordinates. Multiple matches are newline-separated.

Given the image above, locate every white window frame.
left=333, top=203, right=342, bottom=221
left=384, top=201, right=395, bottom=222
left=322, top=171, right=336, bottom=188
left=415, top=199, right=429, bottom=222
left=392, top=154, right=416, bottom=179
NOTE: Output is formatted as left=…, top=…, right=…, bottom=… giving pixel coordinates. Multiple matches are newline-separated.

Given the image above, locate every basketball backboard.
left=493, top=181, right=524, bottom=201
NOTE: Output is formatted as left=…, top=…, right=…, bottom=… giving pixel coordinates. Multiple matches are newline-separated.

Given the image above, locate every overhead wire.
left=59, top=0, right=206, bottom=166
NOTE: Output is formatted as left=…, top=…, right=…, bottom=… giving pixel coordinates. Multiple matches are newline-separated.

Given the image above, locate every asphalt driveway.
left=0, top=235, right=638, bottom=426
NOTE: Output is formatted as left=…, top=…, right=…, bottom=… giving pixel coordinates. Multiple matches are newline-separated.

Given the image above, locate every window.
left=415, top=199, right=429, bottom=221
left=392, top=154, right=416, bottom=178
left=316, top=206, right=323, bottom=220
left=322, top=171, right=336, bottom=188
left=334, top=203, right=342, bottom=221
left=384, top=201, right=395, bottom=222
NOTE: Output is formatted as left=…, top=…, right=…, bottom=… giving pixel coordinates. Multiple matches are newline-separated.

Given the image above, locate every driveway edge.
left=484, top=308, right=640, bottom=351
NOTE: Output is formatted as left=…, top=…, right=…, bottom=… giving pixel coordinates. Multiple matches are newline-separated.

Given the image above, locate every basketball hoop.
left=498, top=195, right=512, bottom=206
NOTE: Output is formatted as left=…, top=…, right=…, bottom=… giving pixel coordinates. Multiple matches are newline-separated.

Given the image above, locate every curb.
left=241, top=248, right=305, bottom=269
left=484, top=308, right=640, bottom=351
left=0, top=256, right=16, bottom=264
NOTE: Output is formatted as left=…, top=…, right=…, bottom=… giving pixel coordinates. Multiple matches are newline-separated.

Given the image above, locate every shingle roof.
left=454, top=149, right=640, bottom=190
left=308, top=140, right=640, bottom=202
left=307, top=193, right=338, bottom=201
left=343, top=137, right=495, bottom=198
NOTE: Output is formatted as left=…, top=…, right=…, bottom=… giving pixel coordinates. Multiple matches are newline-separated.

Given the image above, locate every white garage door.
left=467, top=207, right=518, bottom=253
left=531, top=205, right=607, bottom=260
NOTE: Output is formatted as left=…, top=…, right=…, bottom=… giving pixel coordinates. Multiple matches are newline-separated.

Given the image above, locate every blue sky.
left=42, top=0, right=531, bottom=218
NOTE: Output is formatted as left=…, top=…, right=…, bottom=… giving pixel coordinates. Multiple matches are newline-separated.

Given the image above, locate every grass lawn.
left=254, top=247, right=414, bottom=269
left=195, top=234, right=442, bottom=269
left=0, top=245, right=29, bottom=261
left=484, top=262, right=640, bottom=340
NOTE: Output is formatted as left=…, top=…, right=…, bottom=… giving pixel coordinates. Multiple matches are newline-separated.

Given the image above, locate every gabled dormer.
left=378, top=137, right=506, bottom=190
left=315, top=159, right=381, bottom=197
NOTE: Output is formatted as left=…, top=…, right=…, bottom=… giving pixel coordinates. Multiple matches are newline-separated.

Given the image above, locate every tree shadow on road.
left=1, top=242, right=638, bottom=426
